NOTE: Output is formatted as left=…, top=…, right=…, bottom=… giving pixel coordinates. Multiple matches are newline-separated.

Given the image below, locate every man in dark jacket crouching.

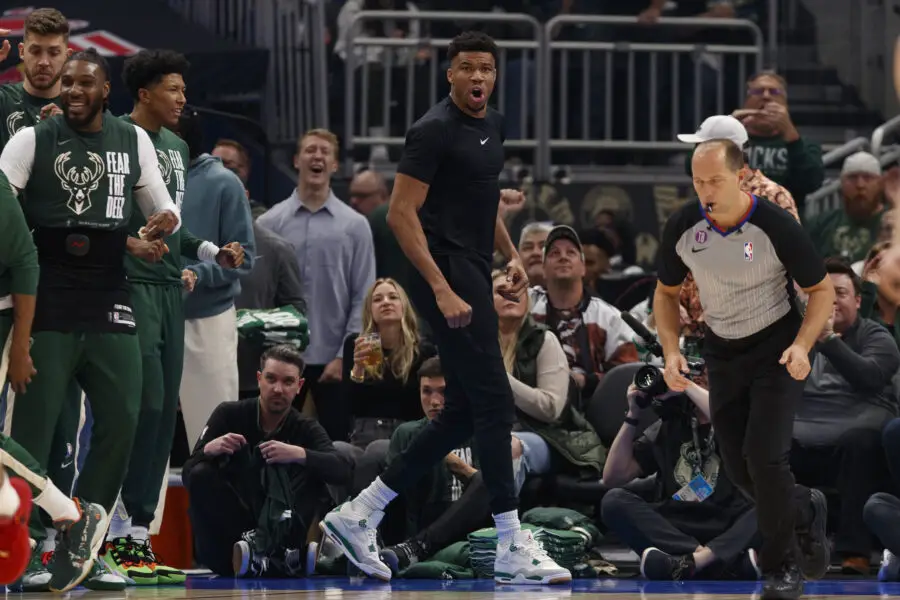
left=182, top=344, right=351, bottom=577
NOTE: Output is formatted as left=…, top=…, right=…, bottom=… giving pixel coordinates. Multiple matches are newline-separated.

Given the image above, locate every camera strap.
left=688, top=417, right=715, bottom=478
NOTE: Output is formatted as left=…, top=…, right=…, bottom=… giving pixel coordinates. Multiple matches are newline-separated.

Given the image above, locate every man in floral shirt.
left=677, top=115, right=800, bottom=335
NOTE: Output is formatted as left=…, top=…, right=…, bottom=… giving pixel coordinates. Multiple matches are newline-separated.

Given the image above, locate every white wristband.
left=198, top=241, right=220, bottom=263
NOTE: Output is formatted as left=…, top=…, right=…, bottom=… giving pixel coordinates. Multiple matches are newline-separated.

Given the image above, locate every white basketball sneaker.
left=320, top=503, right=391, bottom=581
left=494, top=529, right=572, bottom=585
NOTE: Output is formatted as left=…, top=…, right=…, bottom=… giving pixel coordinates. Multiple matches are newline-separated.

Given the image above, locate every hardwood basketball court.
left=16, top=576, right=900, bottom=599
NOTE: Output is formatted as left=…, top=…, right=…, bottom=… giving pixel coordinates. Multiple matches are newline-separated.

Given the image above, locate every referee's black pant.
left=704, top=311, right=813, bottom=575
left=379, top=253, right=518, bottom=515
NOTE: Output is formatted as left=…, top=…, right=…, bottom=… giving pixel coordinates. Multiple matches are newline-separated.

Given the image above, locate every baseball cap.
left=543, top=225, right=583, bottom=262
left=0, top=477, right=32, bottom=585
left=677, top=115, right=749, bottom=147
left=841, top=151, right=882, bottom=177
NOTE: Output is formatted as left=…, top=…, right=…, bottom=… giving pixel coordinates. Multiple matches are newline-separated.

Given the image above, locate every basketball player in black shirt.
left=321, top=32, right=570, bottom=585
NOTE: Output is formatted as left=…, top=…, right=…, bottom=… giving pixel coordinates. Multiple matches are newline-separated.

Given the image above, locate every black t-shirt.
left=634, top=415, right=751, bottom=531
left=396, top=96, right=505, bottom=263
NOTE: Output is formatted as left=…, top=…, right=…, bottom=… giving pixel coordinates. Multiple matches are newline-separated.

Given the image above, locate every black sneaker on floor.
left=380, top=540, right=425, bottom=576
left=640, top=547, right=696, bottom=581
left=761, top=563, right=803, bottom=600
left=796, top=488, right=830, bottom=580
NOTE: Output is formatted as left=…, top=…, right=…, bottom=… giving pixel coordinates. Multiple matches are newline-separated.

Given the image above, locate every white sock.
left=0, top=473, right=19, bottom=517
left=493, top=510, right=521, bottom=546
left=42, top=529, right=56, bottom=553
left=106, top=511, right=132, bottom=541
left=349, top=477, right=397, bottom=516
left=131, top=526, right=149, bottom=544
left=34, top=481, right=79, bottom=522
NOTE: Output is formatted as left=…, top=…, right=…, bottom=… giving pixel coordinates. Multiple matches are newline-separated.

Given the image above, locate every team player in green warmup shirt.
left=102, top=49, right=244, bottom=586
left=0, top=48, right=182, bottom=588
left=0, top=8, right=69, bottom=149
left=0, top=8, right=88, bottom=534
left=0, top=166, right=111, bottom=594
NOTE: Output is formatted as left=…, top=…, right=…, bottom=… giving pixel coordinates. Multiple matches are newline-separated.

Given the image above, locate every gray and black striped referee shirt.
left=658, top=195, right=826, bottom=340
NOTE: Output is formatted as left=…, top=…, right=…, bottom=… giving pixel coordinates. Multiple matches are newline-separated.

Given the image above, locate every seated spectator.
left=182, top=345, right=350, bottom=578
left=731, top=71, right=825, bottom=209
left=600, top=376, right=760, bottom=581
left=860, top=242, right=900, bottom=343
left=580, top=229, right=616, bottom=297
left=518, top=222, right=553, bottom=290
left=864, top=415, right=900, bottom=581
left=530, top=225, right=640, bottom=401
left=378, top=357, right=490, bottom=574
left=791, top=258, right=900, bottom=574
left=337, top=278, right=436, bottom=490
left=806, top=152, right=886, bottom=263
left=493, top=269, right=605, bottom=487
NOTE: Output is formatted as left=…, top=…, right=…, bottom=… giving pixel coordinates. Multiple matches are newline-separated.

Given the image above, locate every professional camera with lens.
left=619, top=309, right=706, bottom=417
left=633, top=359, right=705, bottom=410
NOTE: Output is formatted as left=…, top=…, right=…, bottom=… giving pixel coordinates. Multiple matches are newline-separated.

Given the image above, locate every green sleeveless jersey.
left=0, top=83, right=59, bottom=150
left=14, top=113, right=146, bottom=333
left=120, top=115, right=203, bottom=286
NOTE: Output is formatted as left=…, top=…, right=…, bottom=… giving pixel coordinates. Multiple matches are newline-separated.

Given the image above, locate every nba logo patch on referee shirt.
left=695, top=230, right=708, bottom=244
left=744, top=242, right=753, bottom=262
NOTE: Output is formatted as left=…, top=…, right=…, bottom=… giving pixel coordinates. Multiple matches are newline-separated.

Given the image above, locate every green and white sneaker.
left=82, top=557, right=127, bottom=591
left=48, top=499, right=107, bottom=592
left=101, top=536, right=157, bottom=585
left=494, top=529, right=572, bottom=585
left=8, top=543, right=51, bottom=592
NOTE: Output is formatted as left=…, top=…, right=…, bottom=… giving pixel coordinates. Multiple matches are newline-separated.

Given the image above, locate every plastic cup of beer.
left=361, top=333, right=384, bottom=380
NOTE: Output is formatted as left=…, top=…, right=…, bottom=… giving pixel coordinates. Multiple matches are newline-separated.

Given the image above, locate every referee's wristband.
left=623, top=414, right=639, bottom=427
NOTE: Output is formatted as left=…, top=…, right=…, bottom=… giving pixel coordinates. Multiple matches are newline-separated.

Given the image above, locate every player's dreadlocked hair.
left=68, top=48, right=110, bottom=83
left=122, top=50, right=190, bottom=101
left=447, top=31, right=498, bottom=64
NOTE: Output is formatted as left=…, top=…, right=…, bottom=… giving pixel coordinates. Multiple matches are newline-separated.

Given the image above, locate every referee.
left=655, top=139, right=834, bottom=599
left=321, top=31, right=570, bottom=586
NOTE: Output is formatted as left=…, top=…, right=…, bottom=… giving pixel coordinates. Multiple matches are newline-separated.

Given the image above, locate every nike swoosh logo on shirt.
left=480, top=138, right=489, bottom=145
left=691, top=247, right=708, bottom=253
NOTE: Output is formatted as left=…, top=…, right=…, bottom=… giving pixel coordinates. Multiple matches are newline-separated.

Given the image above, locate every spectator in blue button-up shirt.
left=258, top=129, right=376, bottom=441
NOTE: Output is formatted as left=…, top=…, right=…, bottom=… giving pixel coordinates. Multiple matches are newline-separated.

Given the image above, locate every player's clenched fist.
left=435, top=286, right=472, bottom=329
left=182, top=269, right=197, bottom=292
left=216, top=242, right=245, bottom=268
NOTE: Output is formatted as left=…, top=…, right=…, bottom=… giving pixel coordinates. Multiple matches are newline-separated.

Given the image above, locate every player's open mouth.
left=470, top=87, right=484, bottom=101
left=310, top=164, right=325, bottom=174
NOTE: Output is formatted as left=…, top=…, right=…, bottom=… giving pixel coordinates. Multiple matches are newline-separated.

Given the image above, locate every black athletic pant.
left=791, top=428, right=887, bottom=558
left=184, top=461, right=256, bottom=576
left=864, top=492, right=900, bottom=556
left=380, top=254, right=518, bottom=515
left=600, top=488, right=759, bottom=570
left=703, top=312, right=812, bottom=574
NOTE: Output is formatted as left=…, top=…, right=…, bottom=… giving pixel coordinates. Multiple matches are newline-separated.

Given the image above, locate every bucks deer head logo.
left=54, top=151, right=105, bottom=216
left=156, top=148, right=173, bottom=186
left=5, top=111, right=23, bottom=137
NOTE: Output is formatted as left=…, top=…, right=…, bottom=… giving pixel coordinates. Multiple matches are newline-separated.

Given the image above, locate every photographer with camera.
left=600, top=366, right=760, bottom=582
